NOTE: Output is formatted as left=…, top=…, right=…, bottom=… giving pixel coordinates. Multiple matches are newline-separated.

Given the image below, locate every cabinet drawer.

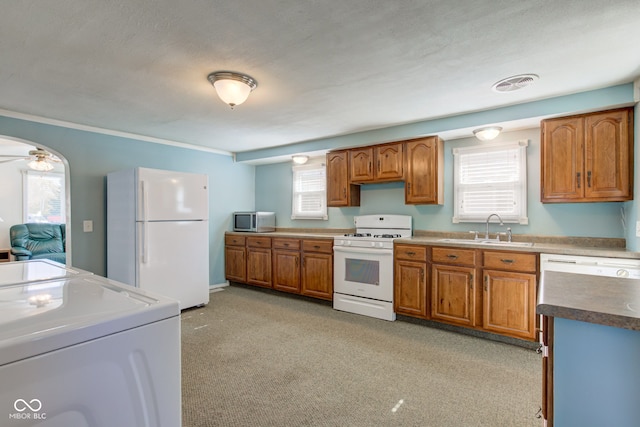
left=302, top=239, right=333, bottom=253
left=394, top=244, right=427, bottom=261
left=272, top=238, right=300, bottom=250
left=483, top=251, right=537, bottom=272
left=225, top=235, right=246, bottom=246
left=247, top=236, right=272, bottom=248
left=432, top=247, right=477, bottom=266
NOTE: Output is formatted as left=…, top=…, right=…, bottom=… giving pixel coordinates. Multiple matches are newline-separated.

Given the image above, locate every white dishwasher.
left=540, top=253, right=640, bottom=279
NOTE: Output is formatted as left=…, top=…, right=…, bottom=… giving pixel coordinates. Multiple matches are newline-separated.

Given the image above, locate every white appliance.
left=540, top=253, right=640, bottom=279
left=539, top=253, right=640, bottom=344
left=0, top=260, right=181, bottom=427
left=333, top=214, right=412, bottom=321
left=107, top=167, right=210, bottom=310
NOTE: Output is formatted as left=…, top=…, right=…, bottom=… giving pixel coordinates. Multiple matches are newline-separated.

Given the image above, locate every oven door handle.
left=333, top=246, right=393, bottom=255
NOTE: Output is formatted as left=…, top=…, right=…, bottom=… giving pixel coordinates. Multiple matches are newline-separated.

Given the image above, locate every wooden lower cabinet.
left=301, top=239, right=333, bottom=300
left=225, top=235, right=246, bottom=282
left=393, top=243, right=539, bottom=341
left=431, top=264, right=477, bottom=327
left=272, top=249, right=301, bottom=293
left=394, top=244, right=428, bottom=317
left=246, top=236, right=272, bottom=288
left=246, top=247, right=272, bottom=288
left=272, top=238, right=301, bottom=294
left=394, top=259, right=428, bottom=317
left=482, top=269, right=537, bottom=340
left=224, top=234, right=333, bottom=301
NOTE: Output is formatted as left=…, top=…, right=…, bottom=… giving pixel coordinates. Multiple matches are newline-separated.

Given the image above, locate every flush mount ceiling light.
left=473, top=126, right=503, bottom=141
left=492, top=74, right=539, bottom=93
left=207, top=71, right=257, bottom=108
left=292, top=155, right=309, bottom=165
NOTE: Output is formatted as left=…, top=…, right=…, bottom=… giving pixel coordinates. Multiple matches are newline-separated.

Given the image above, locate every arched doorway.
left=0, top=137, right=71, bottom=265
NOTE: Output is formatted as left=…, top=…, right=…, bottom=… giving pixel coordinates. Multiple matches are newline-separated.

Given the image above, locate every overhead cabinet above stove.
left=327, top=136, right=444, bottom=207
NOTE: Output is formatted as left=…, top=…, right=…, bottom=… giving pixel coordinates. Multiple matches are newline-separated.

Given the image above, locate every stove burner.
left=344, top=233, right=372, bottom=237
left=374, top=234, right=401, bottom=238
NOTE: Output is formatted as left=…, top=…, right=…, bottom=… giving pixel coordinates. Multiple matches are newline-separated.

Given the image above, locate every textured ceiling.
left=1, top=0, right=639, bottom=155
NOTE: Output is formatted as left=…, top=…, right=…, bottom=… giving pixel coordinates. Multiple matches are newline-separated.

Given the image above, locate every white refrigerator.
left=107, top=167, right=210, bottom=310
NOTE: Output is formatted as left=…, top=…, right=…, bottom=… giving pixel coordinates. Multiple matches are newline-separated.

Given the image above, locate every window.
left=23, top=171, right=66, bottom=223
left=453, top=140, right=528, bottom=224
left=291, top=162, right=327, bottom=220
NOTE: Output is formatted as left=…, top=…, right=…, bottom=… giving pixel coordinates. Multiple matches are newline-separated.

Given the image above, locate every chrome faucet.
left=485, top=213, right=504, bottom=240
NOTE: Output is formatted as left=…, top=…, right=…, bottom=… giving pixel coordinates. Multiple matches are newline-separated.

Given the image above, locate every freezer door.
left=137, top=221, right=209, bottom=309
left=136, top=168, right=209, bottom=221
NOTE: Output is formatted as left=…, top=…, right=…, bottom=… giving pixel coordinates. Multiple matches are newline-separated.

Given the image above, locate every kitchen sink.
left=436, top=238, right=534, bottom=248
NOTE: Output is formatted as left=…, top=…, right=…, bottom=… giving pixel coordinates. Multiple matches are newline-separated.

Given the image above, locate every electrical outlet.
left=636, top=221, right=640, bottom=237
left=83, top=220, right=93, bottom=233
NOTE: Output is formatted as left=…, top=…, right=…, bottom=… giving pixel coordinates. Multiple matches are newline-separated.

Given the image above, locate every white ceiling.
left=1, top=0, right=639, bottom=157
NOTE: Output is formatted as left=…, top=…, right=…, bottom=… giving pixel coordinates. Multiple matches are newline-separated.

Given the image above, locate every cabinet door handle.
left=314, top=245, right=321, bottom=249
left=587, top=170, right=592, bottom=188
left=484, top=275, right=488, bottom=291
left=420, top=268, right=424, bottom=281
left=447, top=254, right=458, bottom=259
left=470, top=273, right=473, bottom=289
left=500, top=259, right=515, bottom=264
left=577, top=172, right=581, bottom=189
left=369, top=162, right=372, bottom=173
left=343, top=187, right=347, bottom=197
left=284, top=243, right=290, bottom=247
left=377, top=159, right=380, bottom=172
left=406, top=251, right=416, bottom=256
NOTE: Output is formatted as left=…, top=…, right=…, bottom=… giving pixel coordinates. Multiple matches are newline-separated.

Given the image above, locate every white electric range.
left=333, top=214, right=412, bottom=321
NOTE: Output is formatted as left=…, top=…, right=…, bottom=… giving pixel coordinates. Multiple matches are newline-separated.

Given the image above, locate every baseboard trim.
left=210, top=281, right=229, bottom=293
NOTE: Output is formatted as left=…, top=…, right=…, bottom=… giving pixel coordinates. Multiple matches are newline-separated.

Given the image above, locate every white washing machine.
left=0, top=260, right=181, bottom=427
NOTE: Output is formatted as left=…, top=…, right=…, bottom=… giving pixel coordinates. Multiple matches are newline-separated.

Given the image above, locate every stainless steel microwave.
left=233, top=212, right=276, bottom=232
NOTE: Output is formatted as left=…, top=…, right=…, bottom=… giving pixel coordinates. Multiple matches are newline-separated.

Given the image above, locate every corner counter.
left=537, top=271, right=640, bottom=427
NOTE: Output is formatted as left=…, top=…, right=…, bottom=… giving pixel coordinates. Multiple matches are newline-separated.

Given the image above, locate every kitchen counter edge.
left=537, top=270, right=640, bottom=331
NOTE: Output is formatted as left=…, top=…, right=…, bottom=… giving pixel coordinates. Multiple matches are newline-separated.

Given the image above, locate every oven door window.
left=345, top=258, right=379, bottom=286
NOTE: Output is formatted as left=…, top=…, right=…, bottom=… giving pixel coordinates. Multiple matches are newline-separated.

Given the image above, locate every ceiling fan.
left=0, top=148, right=61, bottom=171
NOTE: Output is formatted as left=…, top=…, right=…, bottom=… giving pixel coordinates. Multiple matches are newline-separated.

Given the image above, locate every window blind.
left=291, top=163, right=327, bottom=220
left=453, top=141, right=528, bottom=224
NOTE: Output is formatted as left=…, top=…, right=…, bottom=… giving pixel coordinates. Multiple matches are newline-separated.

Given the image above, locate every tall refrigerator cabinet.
left=107, top=167, right=210, bottom=310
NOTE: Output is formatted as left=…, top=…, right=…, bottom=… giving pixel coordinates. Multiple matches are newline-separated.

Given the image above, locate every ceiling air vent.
left=492, top=74, right=539, bottom=93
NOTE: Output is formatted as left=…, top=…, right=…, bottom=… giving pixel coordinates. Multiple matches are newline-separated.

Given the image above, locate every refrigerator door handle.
left=141, top=180, right=148, bottom=222
left=140, top=180, right=149, bottom=264
left=141, top=220, right=148, bottom=264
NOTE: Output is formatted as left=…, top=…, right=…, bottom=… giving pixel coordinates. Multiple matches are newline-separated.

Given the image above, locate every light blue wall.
left=624, top=101, right=640, bottom=251
left=256, top=127, right=626, bottom=238
left=0, top=116, right=255, bottom=284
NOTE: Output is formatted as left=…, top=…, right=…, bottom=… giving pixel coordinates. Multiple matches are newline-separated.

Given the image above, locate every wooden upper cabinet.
left=326, top=150, right=360, bottom=207
left=350, top=143, right=404, bottom=183
left=376, top=143, right=404, bottom=181
left=585, top=109, right=632, bottom=200
left=405, top=136, right=444, bottom=205
left=541, top=107, right=633, bottom=203
left=349, top=147, right=375, bottom=182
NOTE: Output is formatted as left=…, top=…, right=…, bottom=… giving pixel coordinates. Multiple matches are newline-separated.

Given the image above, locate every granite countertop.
left=226, top=229, right=640, bottom=259
left=225, top=230, right=341, bottom=240
left=537, top=270, right=640, bottom=331
left=395, top=236, right=640, bottom=259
